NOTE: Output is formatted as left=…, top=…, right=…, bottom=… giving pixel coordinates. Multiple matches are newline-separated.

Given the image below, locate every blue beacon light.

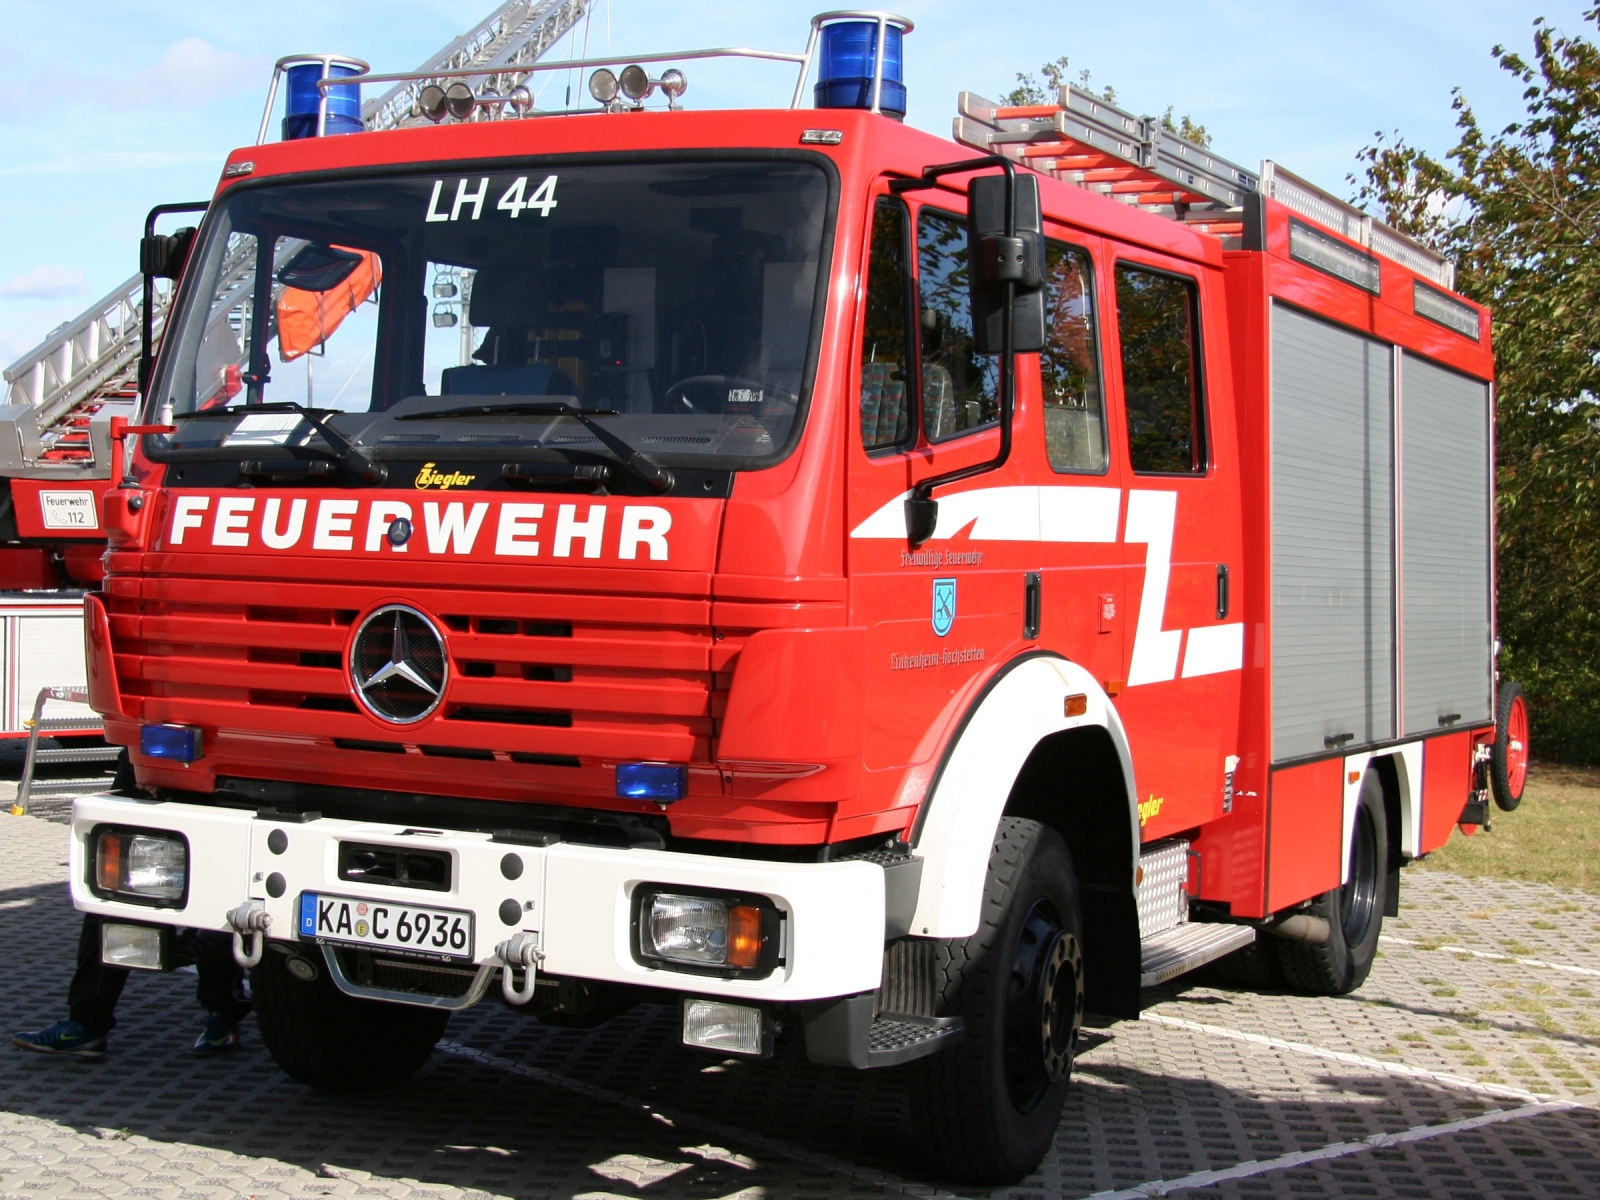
left=814, top=17, right=908, bottom=118
left=283, top=62, right=363, bottom=141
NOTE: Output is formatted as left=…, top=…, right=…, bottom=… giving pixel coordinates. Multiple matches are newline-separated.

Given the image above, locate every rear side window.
left=918, top=208, right=998, bottom=441
left=1041, top=240, right=1105, bottom=473
left=860, top=200, right=913, bottom=450
left=1116, top=264, right=1205, bottom=474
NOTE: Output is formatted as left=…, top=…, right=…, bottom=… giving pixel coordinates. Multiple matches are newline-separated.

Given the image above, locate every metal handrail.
left=11, top=686, right=98, bottom=817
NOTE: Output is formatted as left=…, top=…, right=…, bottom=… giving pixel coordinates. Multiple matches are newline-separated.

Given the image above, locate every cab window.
left=860, top=199, right=913, bottom=451
left=1116, top=263, right=1206, bottom=474
left=918, top=207, right=998, bottom=441
left=1041, top=240, right=1106, bottom=473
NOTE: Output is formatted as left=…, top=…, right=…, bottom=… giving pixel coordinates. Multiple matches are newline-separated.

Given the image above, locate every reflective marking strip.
left=1141, top=1012, right=1548, bottom=1103
left=1124, top=490, right=1181, bottom=686
left=1382, top=935, right=1600, bottom=979
left=1083, top=1100, right=1578, bottom=1200
left=1179, top=622, right=1243, bottom=677
left=848, top=485, right=1122, bottom=542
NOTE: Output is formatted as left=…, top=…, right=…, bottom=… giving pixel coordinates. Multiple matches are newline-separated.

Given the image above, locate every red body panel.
left=1265, top=758, right=1344, bottom=912
left=1420, top=731, right=1475, bottom=853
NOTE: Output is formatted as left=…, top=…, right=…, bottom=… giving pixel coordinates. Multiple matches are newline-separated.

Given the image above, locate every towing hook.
left=226, top=899, right=272, bottom=968
left=495, top=931, right=542, bottom=1006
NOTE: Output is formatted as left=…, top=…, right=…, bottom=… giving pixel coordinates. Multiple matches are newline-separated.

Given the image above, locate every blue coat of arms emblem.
left=932, top=578, right=956, bottom=637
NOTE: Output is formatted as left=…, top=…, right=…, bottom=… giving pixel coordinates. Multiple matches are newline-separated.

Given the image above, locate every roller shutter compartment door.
left=1400, top=354, right=1492, bottom=734
left=1271, top=305, right=1395, bottom=761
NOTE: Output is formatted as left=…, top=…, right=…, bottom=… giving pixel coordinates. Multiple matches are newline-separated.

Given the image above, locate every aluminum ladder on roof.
left=953, top=82, right=1457, bottom=288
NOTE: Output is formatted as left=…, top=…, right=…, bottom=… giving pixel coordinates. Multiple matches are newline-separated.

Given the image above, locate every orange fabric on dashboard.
left=276, top=248, right=381, bottom=361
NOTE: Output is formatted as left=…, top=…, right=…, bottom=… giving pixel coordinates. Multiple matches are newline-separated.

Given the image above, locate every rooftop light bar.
left=257, top=10, right=913, bottom=143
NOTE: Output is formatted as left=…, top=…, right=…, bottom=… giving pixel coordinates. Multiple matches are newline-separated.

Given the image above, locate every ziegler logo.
left=1138, top=794, right=1166, bottom=827
left=414, top=462, right=476, bottom=490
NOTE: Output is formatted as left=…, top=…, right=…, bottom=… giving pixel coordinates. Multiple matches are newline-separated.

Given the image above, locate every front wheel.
left=251, top=947, right=449, bottom=1092
left=910, top=818, right=1084, bottom=1184
left=1276, top=771, right=1388, bottom=995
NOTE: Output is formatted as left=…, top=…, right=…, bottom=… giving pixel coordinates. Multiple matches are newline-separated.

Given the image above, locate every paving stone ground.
left=4, top=808, right=1599, bottom=1200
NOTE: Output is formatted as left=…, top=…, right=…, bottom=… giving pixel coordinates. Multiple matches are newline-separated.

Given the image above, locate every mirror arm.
left=893, top=157, right=1019, bottom=548
left=137, top=201, right=209, bottom=399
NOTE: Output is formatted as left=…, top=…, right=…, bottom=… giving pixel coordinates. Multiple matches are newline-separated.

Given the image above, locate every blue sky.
left=1, top=0, right=1589, bottom=367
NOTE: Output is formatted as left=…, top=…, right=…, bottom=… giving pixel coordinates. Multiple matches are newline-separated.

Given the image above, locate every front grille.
left=104, top=578, right=716, bottom=781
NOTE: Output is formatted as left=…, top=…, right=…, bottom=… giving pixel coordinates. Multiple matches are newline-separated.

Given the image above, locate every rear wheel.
left=1276, top=771, right=1388, bottom=995
left=251, top=946, right=449, bottom=1092
left=910, top=818, right=1084, bottom=1184
left=1492, top=681, right=1530, bottom=812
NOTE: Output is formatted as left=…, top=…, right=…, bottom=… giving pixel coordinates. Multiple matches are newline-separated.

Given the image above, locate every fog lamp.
left=101, top=922, right=164, bottom=971
left=619, top=64, right=653, bottom=102
left=682, top=999, right=770, bottom=1057
left=93, top=828, right=188, bottom=906
left=640, top=891, right=766, bottom=970
left=140, top=723, right=202, bottom=763
left=588, top=68, right=619, bottom=103
left=616, top=761, right=686, bottom=801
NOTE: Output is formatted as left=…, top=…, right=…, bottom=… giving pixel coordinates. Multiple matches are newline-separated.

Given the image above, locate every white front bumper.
left=69, top=794, right=886, bottom=1002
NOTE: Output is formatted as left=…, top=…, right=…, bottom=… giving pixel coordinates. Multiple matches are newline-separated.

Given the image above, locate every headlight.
left=91, top=827, right=188, bottom=907
left=634, top=886, right=779, bottom=976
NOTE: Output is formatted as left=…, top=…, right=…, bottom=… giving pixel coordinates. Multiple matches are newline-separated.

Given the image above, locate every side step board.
left=1140, top=923, right=1257, bottom=987
left=867, top=1013, right=964, bottom=1067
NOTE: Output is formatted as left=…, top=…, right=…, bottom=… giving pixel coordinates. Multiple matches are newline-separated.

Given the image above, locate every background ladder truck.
left=0, top=0, right=592, bottom=766
left=66, top=9, right=1530, bottom=1185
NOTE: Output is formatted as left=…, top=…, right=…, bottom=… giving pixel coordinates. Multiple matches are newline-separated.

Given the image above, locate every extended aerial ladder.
left=0, top=0, right=592, bottom=751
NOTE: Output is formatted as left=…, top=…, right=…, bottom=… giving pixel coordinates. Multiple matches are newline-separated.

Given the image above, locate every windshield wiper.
left=399, top=402, right=673, bottom=493
left=178, top=402, right=386, bottom=484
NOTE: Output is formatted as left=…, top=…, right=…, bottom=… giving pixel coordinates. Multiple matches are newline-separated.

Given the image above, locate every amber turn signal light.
left=1064, top=693, right=1088, bottom=717
left=97, top=835, right=122, bottom=893
left=727, top=904, right=764, bottom=969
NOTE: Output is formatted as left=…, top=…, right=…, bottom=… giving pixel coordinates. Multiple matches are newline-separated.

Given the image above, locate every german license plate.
left=299, top=892, right=473, bottom=961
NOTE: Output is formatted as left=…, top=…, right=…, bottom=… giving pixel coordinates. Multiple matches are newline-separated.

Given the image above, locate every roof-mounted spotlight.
left=619, top=64, right=654, bottom=103
left=417, top=83, right=448, bottom=123
left=659, top=69, right=688, bottom=108
left=444, top=82, right=475, bottom=120
left=588, top=68, right=619, bottom=105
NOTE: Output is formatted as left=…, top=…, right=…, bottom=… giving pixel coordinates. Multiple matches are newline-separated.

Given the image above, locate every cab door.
left=1106, top=253, right=1243, bottom=841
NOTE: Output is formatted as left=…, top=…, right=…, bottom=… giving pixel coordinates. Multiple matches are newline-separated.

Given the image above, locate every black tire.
left=910, top=818, right=1084, bottom=1184
left=251, top=947, right=449, bottom=1092
left=1491, top=681, right=1530, bottom=812
left=1276, top=771, right=1388, bottom=995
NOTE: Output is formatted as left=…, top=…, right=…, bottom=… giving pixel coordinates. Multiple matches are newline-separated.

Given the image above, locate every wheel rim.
left=1338, top=802, right=1379, bottom=946
left=1003, top=899, right=1083, bottom=1113
left=1506, top=694, right=1529, bottom=796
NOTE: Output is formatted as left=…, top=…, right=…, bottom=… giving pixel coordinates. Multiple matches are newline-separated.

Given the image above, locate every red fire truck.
left=69, top=12, right=1528, bottom=1184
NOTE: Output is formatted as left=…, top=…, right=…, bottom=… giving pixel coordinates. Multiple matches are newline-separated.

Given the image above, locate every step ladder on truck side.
left=9, top=685, right=121, bottom=816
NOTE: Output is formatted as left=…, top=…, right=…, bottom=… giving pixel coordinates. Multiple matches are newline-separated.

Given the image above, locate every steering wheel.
left=661, top=375, right=798, bottom=415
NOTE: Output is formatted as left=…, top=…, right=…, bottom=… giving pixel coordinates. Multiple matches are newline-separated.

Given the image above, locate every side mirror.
left=139, top=226, right=198, bottom=281
left=967, top=173, right=1045, bottom=354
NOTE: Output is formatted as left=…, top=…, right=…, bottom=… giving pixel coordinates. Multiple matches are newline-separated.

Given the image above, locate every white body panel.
left=908, top=655, right=1138, bottom=939
left=69, top=793, right=884, bottom=1001
left=1341, top=742, right=1425, bottom=881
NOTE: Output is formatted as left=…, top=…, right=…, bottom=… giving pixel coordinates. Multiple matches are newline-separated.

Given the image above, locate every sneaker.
left=11, top=1018, right=107, bottom=1058
left=192, top=1012, right=241, bottom=1057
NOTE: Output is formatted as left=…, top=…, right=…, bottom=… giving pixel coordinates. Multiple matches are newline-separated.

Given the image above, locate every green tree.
left=1353, top=8, right=1600, bottom=760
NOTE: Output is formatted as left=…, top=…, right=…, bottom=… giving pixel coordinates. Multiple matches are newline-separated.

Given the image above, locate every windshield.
left=147, top=159, right=831, bottom=471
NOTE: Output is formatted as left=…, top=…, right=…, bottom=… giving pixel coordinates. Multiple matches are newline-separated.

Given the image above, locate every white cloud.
left=0, top=266, right=88, bottom=301
left=115, top=38, right=262, bottom=107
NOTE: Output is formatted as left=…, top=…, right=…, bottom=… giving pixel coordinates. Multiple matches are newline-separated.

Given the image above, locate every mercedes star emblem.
left=349, top=604, right=448, bottom=724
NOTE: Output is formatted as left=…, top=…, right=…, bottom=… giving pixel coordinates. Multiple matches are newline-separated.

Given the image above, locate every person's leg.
left=12, top=915, right=125, bottom=1056
left=190, top=930, right=251, bottom=1054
